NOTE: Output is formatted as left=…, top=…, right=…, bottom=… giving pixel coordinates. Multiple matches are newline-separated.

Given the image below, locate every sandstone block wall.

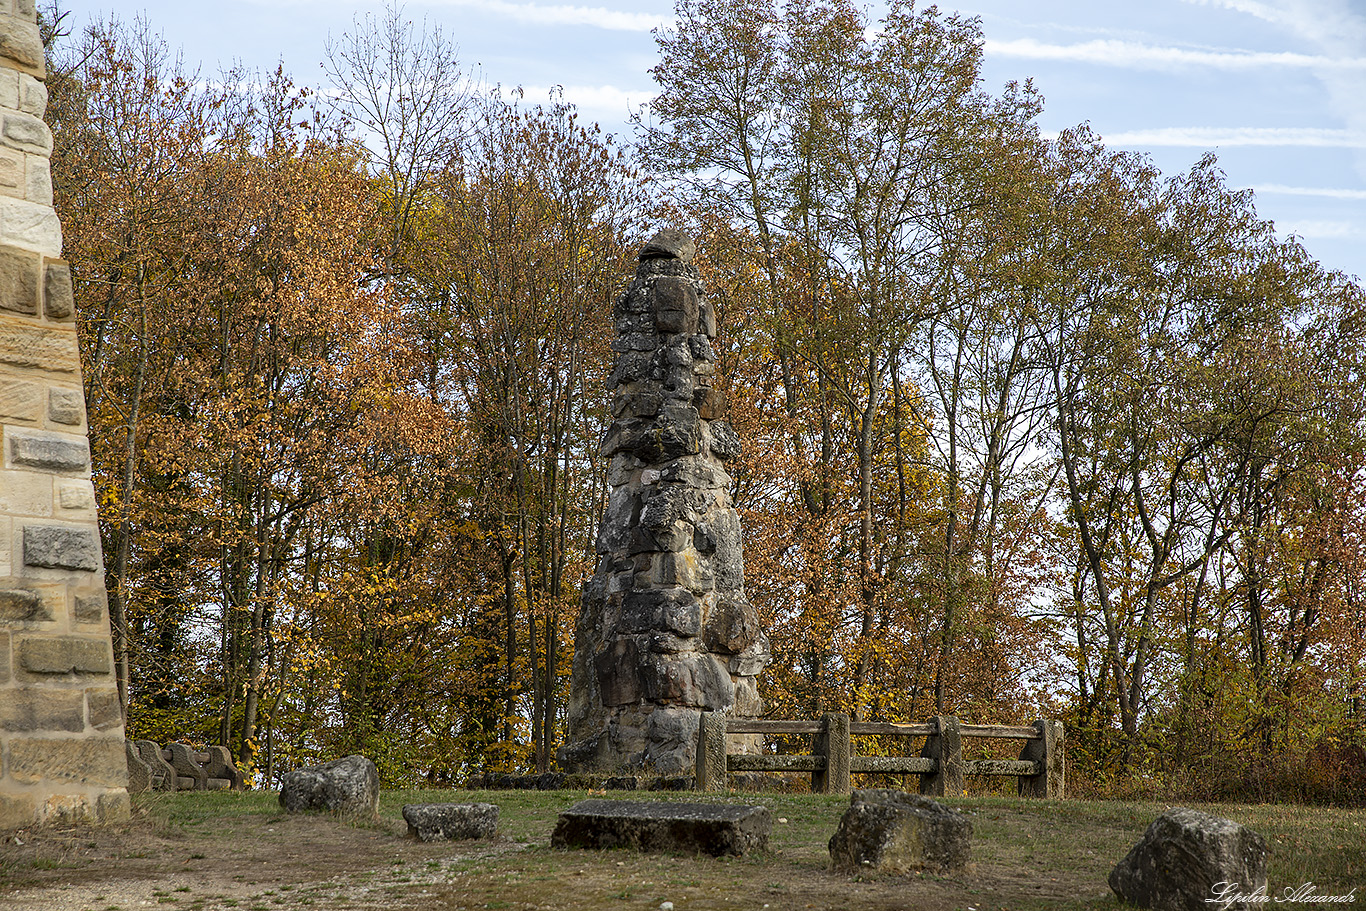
left=0, top=0, right=130, bottom=830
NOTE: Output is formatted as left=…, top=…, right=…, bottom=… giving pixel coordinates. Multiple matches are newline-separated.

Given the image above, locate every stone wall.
left=560, top=229, right=769, bottom=775
left=0, top=0, right=129, bottom=829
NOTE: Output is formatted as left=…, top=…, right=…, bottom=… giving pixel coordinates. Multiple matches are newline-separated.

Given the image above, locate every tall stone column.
left=560, top=229, right=770, bottom=775
left=0, top=0, right=129, bottom=829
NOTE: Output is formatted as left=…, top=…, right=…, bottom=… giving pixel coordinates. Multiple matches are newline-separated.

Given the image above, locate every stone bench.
left=550, top=799, right=771, bottom=857
left=125, top=740, right=244, bottom=792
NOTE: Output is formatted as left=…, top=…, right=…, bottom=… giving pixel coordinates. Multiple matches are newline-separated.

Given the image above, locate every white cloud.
left=1100, top=126, right=1365, bottom=147
left=1252, top=183, right=1366, bottom=199
left=984, top=37, right=1366, bottom=71
left=241, top=0, right=667, bottom=30
left=1180, top=0, right=1366, bottom=181
left=501, top=84, right=651, bottom=121
left=1182, top=0, right=1366, bottom=44
left=416, top=0, right=666, bottom=31
left=1287, top=220, right=1366, bottom=239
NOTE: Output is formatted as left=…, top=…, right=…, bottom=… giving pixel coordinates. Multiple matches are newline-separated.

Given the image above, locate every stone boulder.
left=278, top=754, right=379, bottom=819
left=403, top=803, right=498, bottom=841
left=551, top=799, right=771, bottom=856
left=828, top=789, right=972, bottom=874
left=1109, top=807, right=1268, bottom=911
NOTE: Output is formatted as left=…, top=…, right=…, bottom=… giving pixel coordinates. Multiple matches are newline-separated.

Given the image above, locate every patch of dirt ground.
left=0, top=809, right=527, bottom=910
left=0, top=802, right=1116, bottom=911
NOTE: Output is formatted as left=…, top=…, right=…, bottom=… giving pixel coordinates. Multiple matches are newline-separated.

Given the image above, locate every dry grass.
left=0, top=787, right=1361, bottom=910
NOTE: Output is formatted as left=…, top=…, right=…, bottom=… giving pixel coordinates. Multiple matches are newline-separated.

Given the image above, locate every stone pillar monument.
left=0, top=0, right=129, bottom=828
left=560, top=228, right=770, bottom=774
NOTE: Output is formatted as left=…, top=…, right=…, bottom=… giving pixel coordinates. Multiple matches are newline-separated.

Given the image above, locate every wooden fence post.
left=695, top=712, right=728, bottom=792
left=919, top=715, right=963, bottom=797
left=1018, top=719, right=1065, bottom=798
left=811, top=711, right=851, bottom=795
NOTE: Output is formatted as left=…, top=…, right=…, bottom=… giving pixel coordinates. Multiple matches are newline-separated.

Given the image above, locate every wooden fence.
left=694, top=713, right=1064, bottom=798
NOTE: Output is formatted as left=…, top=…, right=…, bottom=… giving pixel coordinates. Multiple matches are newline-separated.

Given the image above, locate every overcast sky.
left=68, top=0, right=1366, bottom=284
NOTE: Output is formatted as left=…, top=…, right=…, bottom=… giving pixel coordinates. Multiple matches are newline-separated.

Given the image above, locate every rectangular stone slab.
left=551, top=799, right=770, bottom=856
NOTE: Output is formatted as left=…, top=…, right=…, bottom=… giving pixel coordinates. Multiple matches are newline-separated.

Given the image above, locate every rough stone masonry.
left=0, top=0, right=130, bottom=829
left=559, top=228, right=770, bottom=774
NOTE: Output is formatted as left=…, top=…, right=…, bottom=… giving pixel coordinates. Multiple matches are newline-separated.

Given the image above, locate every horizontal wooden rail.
left=696, top=714, right=1064, bottom=799
left=727, top=754, right=826, bottom=772
left=850, top=755, right=936, bottom=775
left=724, top=719, right=822, bottom=735
left=959, top=724, right=1042, bottom=740
left=849, top=722, right=935, bottom=737
left=963, top=759, right=1041, bottom=776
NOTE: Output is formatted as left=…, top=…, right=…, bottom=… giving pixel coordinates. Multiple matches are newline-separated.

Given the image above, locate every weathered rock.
left=18, top=635, right=111, bottom=675
left=47, top=386, right=82, bottom=425
left=639, top=227, right=696, bottom=263
left=23, top=524, right=100, bottom=571
left=278, top=754, right=379, bottom=819
left=43, top=261, right=73, bottom=320
left=0, top=588, right=47, bottom=622
left=561, top=229, right=769, bottom=774
left=8, top=428, right=89, bottom=474
left=1109, top=807, right=1268, bottom=911
left=551, top=799, right=770, bottom=856
left=828, top=789, right=972, bottom=874
left=403, top=803, right=498, bottom=841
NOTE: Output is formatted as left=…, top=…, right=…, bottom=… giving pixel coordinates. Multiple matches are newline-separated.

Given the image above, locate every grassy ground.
left=2, top=787, right=1363, bottom=910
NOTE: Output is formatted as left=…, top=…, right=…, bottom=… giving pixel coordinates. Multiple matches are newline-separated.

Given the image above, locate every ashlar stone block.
left=58, top=479, right=96, bottom=511
left=0, top=110, right=47, bottom=157
left=25, top=151, right=49, bottom=206
left=552, top=799, right=770, bottom=857
left=18, top=634, right=112, bottom=675
left=0, top=148, right=22, bottom=198
left=0, top=685, right=83, bottom=731
left=0, top=313, right=80, bottom=372
left=87, top=687, right=123, bottom=730
left=0, top=243, right=39, bottom=314
left=0, top=375, right=41, bottom=421
left=18, top=73, right=44, bottom=117
left=73, top=591, right=107, bottom=624
left=0, top=68, right=18, bottom=111
left=8, top=428, right=90, bottom=474
left=8, top=737, right=127, bottom=788
left=0, top=585, right=48, bottom=621
left=621, top=588, right=701, bottom=637
left=48, top=386, right=84, bottom=426
left=0, top=793, right=37, bottom=830
left=0, top=196, right=61, bottom=254
left=640, top=652, right=734, bottom=709
left=0, top=467, right=52, bottom=515
left=23, top=524, right=100, bottom=571
left=43, top=260, right=72, bottom=321
left=0, top=15, right=43, bottom=74
left=1110, top=807, right=1268, bottom=911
